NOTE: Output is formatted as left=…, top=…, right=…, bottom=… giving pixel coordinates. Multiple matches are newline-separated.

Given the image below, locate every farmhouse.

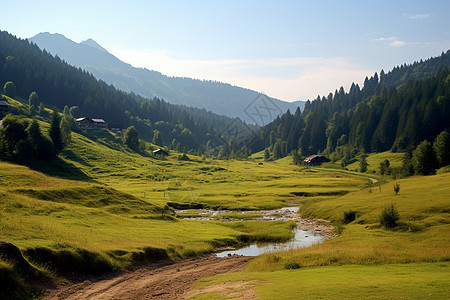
left=153, top=148, right=169, bottom=157
left=76, top=117, right=107, bottom=130
left=303, top=155, right=330, bottom=166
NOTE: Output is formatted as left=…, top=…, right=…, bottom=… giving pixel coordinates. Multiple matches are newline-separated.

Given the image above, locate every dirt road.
left=43, top=255, right=253, bottom=300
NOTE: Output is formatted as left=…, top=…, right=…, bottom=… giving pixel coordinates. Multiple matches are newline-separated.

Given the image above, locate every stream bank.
left=176, top=206, right=337, bottom=256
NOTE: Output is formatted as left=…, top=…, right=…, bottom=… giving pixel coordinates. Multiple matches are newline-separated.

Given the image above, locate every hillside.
left=29, top=32, right=304, bottom=123
left=258, top=51, right=450, bottom=161
left=0, top=30, right=256, bottom=154
left=1, top=116, right=448, bottom=298
left=0, top=108, right=373, bottom=298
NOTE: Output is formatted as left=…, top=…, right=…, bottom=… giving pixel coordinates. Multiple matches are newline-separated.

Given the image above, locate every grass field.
left=1, top=109, right=449, bottom=299
left=345, top=151, right=404, bottom=173
left=189, top=262, right=449, bottom=299
left=0, top=125, right=372, bottom=295
left=187, top=172, right=450, bottom=299
left=56, top=129, right=371, bottom=210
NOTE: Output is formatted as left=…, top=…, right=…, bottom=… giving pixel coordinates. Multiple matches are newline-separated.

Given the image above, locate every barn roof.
left=303, top=155, right=329, bottom=163
left=153, top=148, right=169, bottom=155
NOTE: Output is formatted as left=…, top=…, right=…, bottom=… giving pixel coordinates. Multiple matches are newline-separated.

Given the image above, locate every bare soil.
left=42, top=255, right=253, bottom=300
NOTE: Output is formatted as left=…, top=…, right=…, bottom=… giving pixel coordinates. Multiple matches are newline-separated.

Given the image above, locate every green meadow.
left=188, top=172, right=450, bottom=299
left=0, top=124, right=370, bottom=283
left=0, top=109, right=449, bottom=298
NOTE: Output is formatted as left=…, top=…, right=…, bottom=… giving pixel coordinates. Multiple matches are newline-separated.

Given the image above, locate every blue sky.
left=1, top=0, right=449, bottom=101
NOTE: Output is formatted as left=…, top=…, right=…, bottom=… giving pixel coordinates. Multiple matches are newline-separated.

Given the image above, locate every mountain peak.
left=81, top=38, right=108, bottom=53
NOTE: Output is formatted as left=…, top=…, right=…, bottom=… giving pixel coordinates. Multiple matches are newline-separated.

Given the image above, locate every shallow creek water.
left=176, top=206, right=329, bottom=257
left=216, top=226, right=324, bottom=257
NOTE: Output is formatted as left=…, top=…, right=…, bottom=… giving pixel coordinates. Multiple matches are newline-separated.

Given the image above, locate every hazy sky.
left=2, top=0, right=449, bottom=101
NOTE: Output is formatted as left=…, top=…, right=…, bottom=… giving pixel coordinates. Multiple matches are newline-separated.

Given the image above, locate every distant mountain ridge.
left=29, top=32, right=304, bottom=123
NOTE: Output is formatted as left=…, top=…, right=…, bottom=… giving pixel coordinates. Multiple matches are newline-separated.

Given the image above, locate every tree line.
left=257, top=50, right=450, bottom=166
left=0, top=30, right=253, bottom=155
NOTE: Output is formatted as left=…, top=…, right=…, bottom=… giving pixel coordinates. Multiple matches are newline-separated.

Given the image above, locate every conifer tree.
left=49, top=109, right=63, bottom=154
left=124, top=126, right=139, bottom=151
left=413, top=140, right=438, bottom=175
left=433, top=131, right=450, bottom=167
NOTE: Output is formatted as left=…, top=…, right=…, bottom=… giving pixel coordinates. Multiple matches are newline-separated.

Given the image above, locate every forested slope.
left=258, top=51, right=450, bottom=161
left=0, top=31, right=253, bottom=153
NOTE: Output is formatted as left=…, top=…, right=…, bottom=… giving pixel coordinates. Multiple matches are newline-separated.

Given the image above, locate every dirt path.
left=43, top=255, right=252, bottom=300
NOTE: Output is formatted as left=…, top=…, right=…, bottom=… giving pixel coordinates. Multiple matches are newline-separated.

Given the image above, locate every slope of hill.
left=0, top=30, right=259, bottom=154
left=29, top=32, right=304, bottom=123
left=258, top=50, right=450, bottom=160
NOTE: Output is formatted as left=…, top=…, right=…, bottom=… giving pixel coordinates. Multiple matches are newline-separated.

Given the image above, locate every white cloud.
left=372, top=36, right=397, bottom=42
left=407, top=13, right=431, bottom=19
left=372, top=36, right=406, bottom=47
left=109, top=49, right=373, bottom=102
left=390, top=40, right=406, bottom=47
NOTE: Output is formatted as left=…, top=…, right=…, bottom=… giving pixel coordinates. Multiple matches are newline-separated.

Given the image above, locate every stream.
left=216, top=226, right=324, bottom=257
left=176, top=206, right=333, bottom=257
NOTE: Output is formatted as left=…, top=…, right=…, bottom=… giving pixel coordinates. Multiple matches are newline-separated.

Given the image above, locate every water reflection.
left=216, top=226, right=324, bottom=257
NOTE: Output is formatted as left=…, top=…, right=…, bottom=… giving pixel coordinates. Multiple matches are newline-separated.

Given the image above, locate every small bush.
left=379, top=203, right=400, bottom=228
left=342, top=210, right=357, bottom=224
left=283, top=259, right=300, bottom=269
left=394, top=183, right=400, bottom=195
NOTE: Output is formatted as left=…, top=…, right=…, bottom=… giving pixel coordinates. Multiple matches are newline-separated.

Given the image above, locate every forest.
left=258, top=51, right=450, bottom=166
left=1, top=30, right=450, bottom=167
left=0, top=30, right=255, bottom=155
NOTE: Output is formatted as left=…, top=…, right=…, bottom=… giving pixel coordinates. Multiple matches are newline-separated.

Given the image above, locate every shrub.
left=393, top=183, right=400, bottom=195
left=342, top=210, right=357, bottom=224
left=379, top=203, right=400, bottom=228
left=283, top=259, right=300, bottom=270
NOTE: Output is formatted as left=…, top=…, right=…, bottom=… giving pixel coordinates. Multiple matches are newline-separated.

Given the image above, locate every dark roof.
left=76, top=117, right=90, bottom=122
left=153, top=148, right=169, bottom=156
left=303, top=155, right=329, bottom=163
left=76, top=117, right=106, bottom=123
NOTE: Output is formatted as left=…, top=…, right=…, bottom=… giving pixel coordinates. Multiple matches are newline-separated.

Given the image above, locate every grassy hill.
left=0, top=111, right=374, bottom=298
left=344, top=151, right=404, bottom=173
left=187, top=172, right=450, bottom=298
left=1, top=105, right=449, bottom=298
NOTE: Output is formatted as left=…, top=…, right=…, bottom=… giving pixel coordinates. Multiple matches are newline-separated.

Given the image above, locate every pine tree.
left=152, top=130, right=163, bottom=146
left=60, top=115, right=72, bottom=146
left=413, top=140, right=438, bottom=175
left=124, top=126, right=139, bottom=151
left=28, top=92, right=39, bottom=107
left=38, top=102, right=47, bottom=117
left=273, top=142, right=282, bottom=160
left=27, top=119, right=54, bottom=159
left=433, top=131, right=450, bottom=167
left=264, top=148, right=270, bottom=161
left=359, top=156, right=368, bottom=173
left=49, top=109, right=63, bottom=154
left=3, top=81, right=16, bottom=97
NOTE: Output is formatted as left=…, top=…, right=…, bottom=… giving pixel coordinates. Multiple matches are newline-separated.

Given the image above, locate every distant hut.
left=303, top=155, right=330, bottom=166
left=76, top=117, right=108, bottom=130
left=153, top=148, right=169, bottom=157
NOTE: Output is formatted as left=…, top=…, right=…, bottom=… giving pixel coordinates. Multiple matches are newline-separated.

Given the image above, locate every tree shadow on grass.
left=62, top=149, right=93, bottom=167
left=27, top=157, right=94, bottom=182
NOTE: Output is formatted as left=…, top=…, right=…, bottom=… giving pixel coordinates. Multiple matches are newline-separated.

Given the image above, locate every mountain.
left=80, top=38, right=108, bottom=53
left=0, top=30, right=257, bottom=154
left=29, top=32, right=304, bottom=124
